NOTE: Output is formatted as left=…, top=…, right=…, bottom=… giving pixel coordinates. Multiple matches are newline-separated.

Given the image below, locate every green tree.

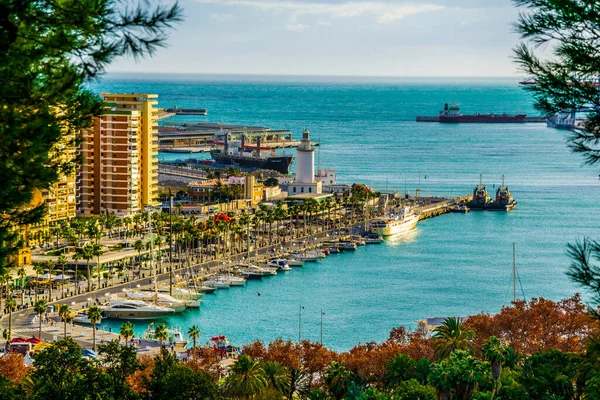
left=0, top=0, right=182, bottom=275
left=58, top=304, right=71, bottom=338
left=262, top=361, right=291, bottom=395
left=324, top=361, right=353, bottom=400
left=385, top=354, right=416, bottom=389
left=57, top=255, right=67, bottom=299
left=518, top=349, right=586, bottom=400
left=432, top=317, right=476, bottom=359
left=224, top=355, right=267, bottom=399
left=34, top=298, right=47, bottom=339
left=429, top=350, right=490, bottom=400
left=155, top=324, right=169, bottom=349
left=393, top=379, right=436, bottom=400
left=146, top=349, right=221, bottom=400
left=17, top=266, right=26, bottom=306
left=513, top=0, right=600, bottom=319
left=87, top=305, right=102, bottom=352
left=134, top=239, right=145, bottom=273
left=120, top=321, right=134, bottom=346
left=187, top=325, right=201, bottom=358
left=97, top=339, right=140, bottom=399
left=482, top=336, right=508, bottom=399
left=4, top=296, right=17, bottom=343
left=73, top=244, right=95, bottom=292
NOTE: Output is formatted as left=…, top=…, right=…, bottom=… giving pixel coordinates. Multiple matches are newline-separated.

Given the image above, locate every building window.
left=293, top=187, right=296, bottom=193
left=309, top=187, right=312, bottom=193
left=301, top=187, right=304, bottom=193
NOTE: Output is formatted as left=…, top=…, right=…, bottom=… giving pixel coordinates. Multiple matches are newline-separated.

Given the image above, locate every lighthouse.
left=288, top=129, right=322, bottom=195
left=295, top=129, right=315, bottom=184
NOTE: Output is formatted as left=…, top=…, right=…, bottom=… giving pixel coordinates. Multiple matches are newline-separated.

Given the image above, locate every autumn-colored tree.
left=186, top=347, right=223, bottom=381
left=300, top=340, right=337, bottom=390
left=126, top=354, right=154, bottom=396
left=0, top=353, right=29, bottom=383
left=388, top=325, right=435, bottom=360
left=466, top=294, right=598, bottom=355
left=242, top=340, right=268, bottom=361
left=339, top=341, right=403, bottom=386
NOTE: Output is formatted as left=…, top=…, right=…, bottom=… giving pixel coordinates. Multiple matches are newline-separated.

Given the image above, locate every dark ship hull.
left=210, top=150, right=294, bottom=174
left=439, top=114, right=527, bottom=123
left=485, top=201, right=517, bottom=211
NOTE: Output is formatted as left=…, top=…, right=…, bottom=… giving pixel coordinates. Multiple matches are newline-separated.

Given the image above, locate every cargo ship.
left=438, top=101, right=527, bottom=123
left=210, top=129, right=294, bottom=174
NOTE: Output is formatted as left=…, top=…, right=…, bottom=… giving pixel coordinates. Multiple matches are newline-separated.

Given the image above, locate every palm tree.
left=262, top=361, right=290, bottom=396
left=224, top=355, right=267, bottom=399
left=134, top=239, right=144, bottom=273
left=91, top=244, right=104, bottom=290
left=0, top=272, right=9, bottom=314
left=482, top=336, right=508, bottom=399
left=45, top=260, right=56, bottom=301
left=72, top=245, right=94, bottom=293
left=58, top=304, right=71, bottom=338
left=120, top=321, right=134, bottom=346
left=4, top=296, right=17, bottom=343
left=324, top=361, right=353, bottom=400
left=155, top=324, right=169, bottom=349
left=432, top=317, right=476, bottom=359
left=34, top=299, right=47, bottom=339
left=187, top=325, right=201, bottom=358
left=17, top=267, right=26, bottom=306
left=57, top=255, right=67, bottom=299
left=33, top=262, right=45, bottom=302
left=87, top=305, right=103, bottom=352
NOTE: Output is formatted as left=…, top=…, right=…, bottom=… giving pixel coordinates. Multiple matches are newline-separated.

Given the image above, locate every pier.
left=416, top=115, right=547, bottom=123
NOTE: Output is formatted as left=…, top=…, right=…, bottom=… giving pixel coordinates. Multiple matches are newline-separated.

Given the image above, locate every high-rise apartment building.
left=78, top=93, right=159, bottom=216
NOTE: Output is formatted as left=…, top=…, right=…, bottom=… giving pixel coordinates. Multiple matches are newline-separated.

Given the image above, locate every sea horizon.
left=99, top=72, right=527, bottom=84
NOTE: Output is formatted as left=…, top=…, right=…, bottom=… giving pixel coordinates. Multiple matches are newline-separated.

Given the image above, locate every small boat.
left=351, top=235, right=366, bottom=246
left=73, top=312, right=101, bottom=325
left=142, top=325, right=188, bottom=347
left=285, top=258, right=304, bottom=267
left=215, top=275, right=246, bottom=286
left=193, top=285, right=217, bottom=294
left=364, top=234, right=383, bottom=244
left=340, top=241, right=357, bottom=251
left=325, top=246, right=340, bottom=254
left=203, top=280, right=230, bottom=289
left=236, top=267, right=263, bottom=280
left=452, top=204, right=470, bottom=213
left=267, top=259, right=291, bottom=271
left=293, top=253, right=318, bottom=262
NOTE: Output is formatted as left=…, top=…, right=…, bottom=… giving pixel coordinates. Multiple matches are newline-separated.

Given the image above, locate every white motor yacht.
left=216, top=275, right=246, bottom=286
left=203, top=279, right=230, bottom=289
left=73, top=312, right=101, bottom=325
left=142, top=325, right=188, bottom=347
left=102, top=300, right=174, bottom=320
left=371, top=206, right=419, bottom=237
left=124, top=291, right=187, bottom=313
left=266, top=259, right=291, bottom=271
left=286, top=258, right=304, bottom=267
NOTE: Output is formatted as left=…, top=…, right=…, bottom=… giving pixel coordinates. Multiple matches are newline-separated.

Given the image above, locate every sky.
left=108, top=0, right=528, bottom=77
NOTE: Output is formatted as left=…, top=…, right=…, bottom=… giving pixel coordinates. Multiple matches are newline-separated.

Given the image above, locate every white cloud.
left=316, top=20, right=331, bottom=26
left=195, top=0, right=444, bottom=23
left=210, top=13, right=236, bottom=22
left=287, top=23, right=309, bottom=32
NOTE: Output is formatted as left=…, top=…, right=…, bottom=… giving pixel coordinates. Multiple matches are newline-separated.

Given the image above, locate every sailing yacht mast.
left=513, top=242, right=517, bottom=303
left=148, top=207, right=158, bottom=295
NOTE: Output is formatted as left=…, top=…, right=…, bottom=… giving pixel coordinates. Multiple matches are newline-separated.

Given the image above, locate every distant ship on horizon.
left=438, top=101, right=527, bottom=123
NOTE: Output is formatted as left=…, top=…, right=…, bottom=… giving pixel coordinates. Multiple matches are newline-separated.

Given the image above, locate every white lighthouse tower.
left=296, top=129, right=315, bottom=183
left=289, top=129, right=322, bottom=195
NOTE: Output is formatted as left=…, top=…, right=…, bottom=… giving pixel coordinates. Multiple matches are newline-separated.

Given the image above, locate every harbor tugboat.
left=467, top=175, right=490, bottom=210
left=486, top=175, right=517, bottom=211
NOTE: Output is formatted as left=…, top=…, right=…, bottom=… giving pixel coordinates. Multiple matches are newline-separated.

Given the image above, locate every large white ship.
left=370, top=207, right=420, bottom=237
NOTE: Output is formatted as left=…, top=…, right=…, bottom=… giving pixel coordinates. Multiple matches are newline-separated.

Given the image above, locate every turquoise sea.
left=91, top=74, right=600, bottom=351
